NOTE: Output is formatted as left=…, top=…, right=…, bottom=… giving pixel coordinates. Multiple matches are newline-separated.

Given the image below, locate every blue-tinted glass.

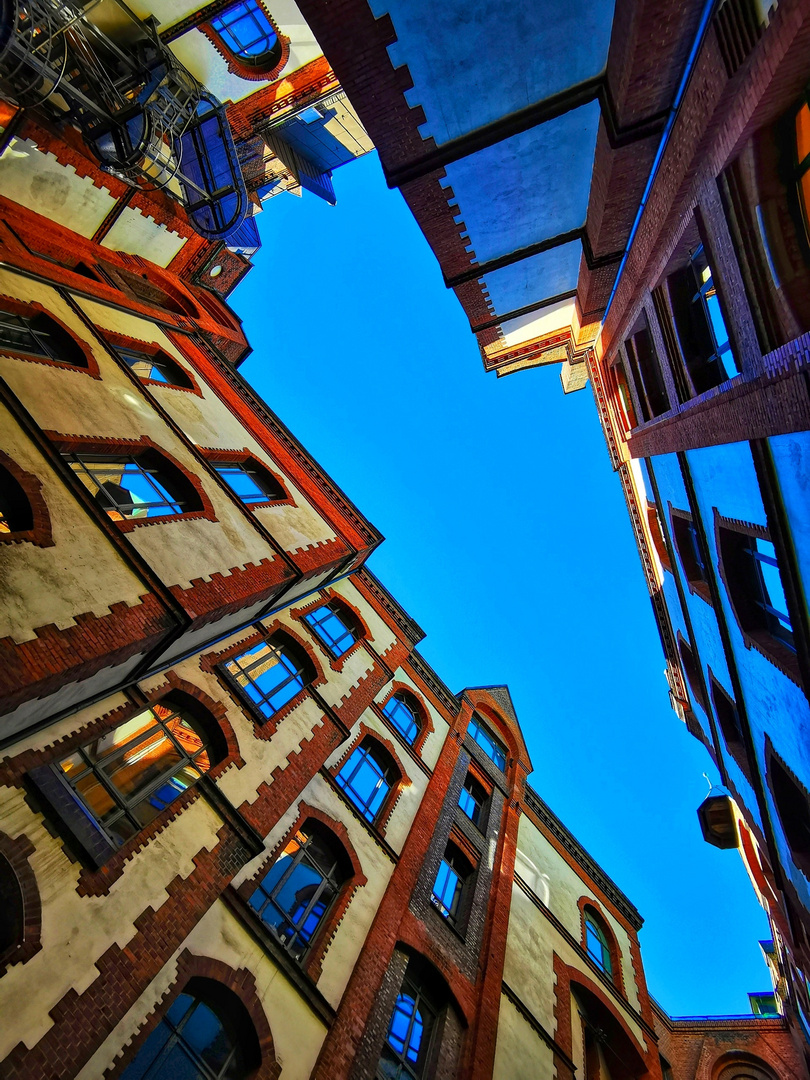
left=224, top=641, right=304, bottom=718
left=388, top=994, right=423, bottom=1061
left=119, top=1021, right=172, bottom=1080
left=216, top=465, right=268, bottom=504
left=211, top=0, right=277, bottom=59
left=165, top=994, right=195, bottom=1028
left=458, top=786, right=480, bottom=824
left=585, top=918, right=612, bottom=974
left=304, top=605, right=355, bottom=657
left=383, top=697, right=419, bottom=744
left=468, top=716, right=506, bottom=771
left=757, top=541, right=791, bottom=623
left=336, top=746, right=390, bottom=822
left=432, top=860, right=461, bottom=919
left=181, top=1001, right=230, bottom=1069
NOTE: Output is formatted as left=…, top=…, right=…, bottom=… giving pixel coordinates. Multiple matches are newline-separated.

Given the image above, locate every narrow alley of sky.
left=236, top=151, right=771, bottom=1017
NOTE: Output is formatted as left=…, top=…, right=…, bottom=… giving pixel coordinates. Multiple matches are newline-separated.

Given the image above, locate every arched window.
left=120, top=347, right=194, bottom=389
left=431, top=843, right=474, bottom=927
left=0, top=854, right=24, bottom=961
left=0, top=463, right=34, bottom=535
left=248, top=822, right=350, bottom=959
left=0, top=307, right=87, bottom=367
left=65, top=449, right=204, bottom=521
left=335, top=738, right=398, bottom=824
left=221, top=633, right=314, bottom=719
left=382, top=692, right=421, bottom=745
left=718, top=521, right=796, bottom=674
left=467, top=713, right=507, bottom=771
left=210, top=0, right=282, bottom=70
left=583, top=906, right=614, bottom=979
left=304, top=599, right=361, bottom=659
left=55, top=701, right=220, bottom=848
left=380, top=960, right=444, bottom=1080
left=213, top=458, right=286, bottom=505
left=120, top=977, right=261, bottom=1080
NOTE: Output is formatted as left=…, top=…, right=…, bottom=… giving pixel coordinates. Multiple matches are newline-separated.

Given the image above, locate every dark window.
left=710, top=676, right=752, bottom=782
left=120, top=347, right=193, bottom=389
left=646, top=500, right=672, bottom=573
left=467, top=714, right=506, bottom=771
left=0, top=464, right=33, bottom=534
left=671, top=509, right=711, bottom=602
left=584, top=908, right=613, bottom=978
left=65, top=451, right=202, bottom=521
left=458, top=773, right=487, bottom=827
left=668, top=245, right=736, bottom=396
left=380, top=968, right=440, bottom=1080
left=56, top=703, right=214, bottom=848
left=335, top=740, right=397, bottom=824
left=718, top=524, right=796, bottom=668
left=624, top=317, right=669, bottom=420
left=769, top=752, right=810, bottom=878
left=678, top=636, right=708, bottom=714
left=222, top=635, right=312, bottom=719
left=248, top=823, right=348, bottom=959
left=213, top=460, right=285, bottom=505
left=382, top=693, right=421, bottom=745
left=120, top=978, right=260, bottom=1080
left=0, top=855, right=23, bottom=957
left=431, top=844, right=472, bottom=926
left=304, top=601, right=359, bottom=658
left=210, top=0, right=281, bottom=66
left=0, top=309, right=86, bottom=367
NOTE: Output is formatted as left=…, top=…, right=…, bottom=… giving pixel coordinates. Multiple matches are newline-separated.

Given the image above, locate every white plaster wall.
left=0, top=139, right=116, bottom=238
left=101, top=207, right=187, bottom=268
left=498, top=298, right=577, bottom=350
left=513, top=815, right=642, bottom=1017
left=492, top=993, right=555, bottom=1080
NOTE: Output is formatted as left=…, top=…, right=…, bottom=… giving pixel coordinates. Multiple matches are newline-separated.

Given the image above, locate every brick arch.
left=710, top=1051, right=782, bottom=1080
left=149, top=669, right=244, bottom=776
left=0, top=293, right=100, bottom=377
left=392, top=938, right=472, bottom=1028
left=105, top=950, right=280, bottom=1079
left=294, top=590, right=372, bottom=672
left=577, top=895, right=626, bottom=995
left=0, top=831, right=41, bottom=977
left=378, top=681, right=435, bottom=753
left=199, top=0, right=290, bottom=82
left=0, top=449, right=53, bottom=547
left=199, top=446, right=295, bottom=508
left=238, top=800, right=368, bottom=982
left=330, top=721, right=412, bottom=833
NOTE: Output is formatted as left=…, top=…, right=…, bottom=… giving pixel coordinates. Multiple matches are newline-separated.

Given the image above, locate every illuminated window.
left=210, top=0, right=281, bottom=68
left=467, top=714, right=506, bottom=771
left=65, top=451, right=202, bottom=521
left=213, top=460, right=285, bottom=505
left=56, top=703, right=214, bottom=848
left=221, top=635, right=313, bottom=719
left=584, top=907, right=614, bottom=979
left=335, top=739, right=397, bottom=824
left=248, top=824, right=348, bottom=959
left=304, top=600, right=360, bottom=659
left=382, top=693, right=421, bottom=745
left=795, top=99, right=810, bottom=244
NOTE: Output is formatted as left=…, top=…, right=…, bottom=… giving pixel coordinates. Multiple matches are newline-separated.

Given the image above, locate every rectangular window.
left=458, top=773, right=487, bottom=827
left=667, top=244, right=737, bottom=397
left=624, top=317, right=669, bottom=421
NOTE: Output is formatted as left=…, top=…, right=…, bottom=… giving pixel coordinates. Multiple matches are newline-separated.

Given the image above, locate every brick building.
left=290, top=0, right=810, bottom=1064
left=0, top=0, right=805, bottom=1078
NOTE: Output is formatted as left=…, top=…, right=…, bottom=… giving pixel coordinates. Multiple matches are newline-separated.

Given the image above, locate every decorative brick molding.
left=0, top=450, right=53, bottom=547
left=43, top=432, right=217, bottom=532
left=104, top=951, right=280, bottom=1080
left=576, top=895, right=627, bottom=997
left=199, top=1, right=290, bottom=83
left=0, top=831, right=41, bottom=977
left=101, top=328, right=203, bottom=397
left=329, top=721, right=412, bottom=835
left=237, top=800, right=367, bottom=984
left=376, top=682, right=435, bottom=756
left=200, top=620, right=328, bottom=738
left=0, top=294, right=100, bottom=377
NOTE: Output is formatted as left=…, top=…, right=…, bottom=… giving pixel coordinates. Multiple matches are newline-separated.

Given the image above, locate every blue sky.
left=236, top=151, right=772, bottom=1017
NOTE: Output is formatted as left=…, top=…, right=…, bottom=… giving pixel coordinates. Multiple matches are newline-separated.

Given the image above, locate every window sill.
left=220, top=886, right=336, bottom=1025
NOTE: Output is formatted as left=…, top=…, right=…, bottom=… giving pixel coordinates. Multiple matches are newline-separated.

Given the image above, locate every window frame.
left=0, top=451, right=53, bottom=548
left=379, top=967, right=442, bottom=1080
left=670, top=504, right=712, bottom=604
left=219, top=633, right=314, bottom=725
left=203, top=0, right=289, bottom=80
left=458, top=770, right=489, bottom=830
left=302, top=598, right=363, bottom=663
left=212, top=457, right=287, bottom=507
left=118, top=345, right=195, bottom=390
left=467, top=713, right=507, bottom=772
left=0, top=300, right=98, bottom=375
left=430, top=842, right=474, bottom=930
left=381, top=691, right=422, bottom=747
left=579, top=901, right=622, bottom=990
left=335, top=739, right=398, bottom=826
left=766, top=739, right=810, bottom=880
